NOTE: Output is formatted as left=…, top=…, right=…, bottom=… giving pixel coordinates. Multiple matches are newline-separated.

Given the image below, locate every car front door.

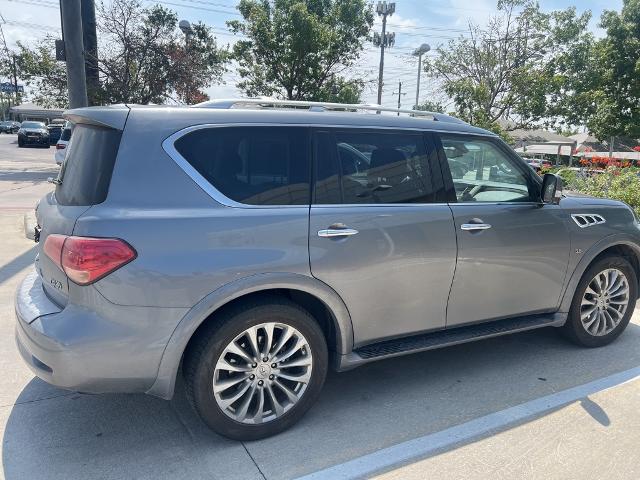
left=309, top=129, right=457, bottom=346
left=436, top=133, right=571, bottom=327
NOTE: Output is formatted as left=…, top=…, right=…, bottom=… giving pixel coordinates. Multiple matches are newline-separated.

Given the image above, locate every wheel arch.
left=146, top=273, right=353, bottom=400
left=559, top=235, right=640, bottom=314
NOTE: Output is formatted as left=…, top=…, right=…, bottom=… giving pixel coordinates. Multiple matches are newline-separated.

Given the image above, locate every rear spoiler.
left=63, top=104, right=130, bottom=131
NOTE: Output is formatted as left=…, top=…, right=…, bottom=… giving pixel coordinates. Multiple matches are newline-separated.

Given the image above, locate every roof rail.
left=192, top=98, right=465, bottom=124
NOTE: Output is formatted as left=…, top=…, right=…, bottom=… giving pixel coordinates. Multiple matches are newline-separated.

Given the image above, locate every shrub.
left=571, top=167, right=640, bottom=216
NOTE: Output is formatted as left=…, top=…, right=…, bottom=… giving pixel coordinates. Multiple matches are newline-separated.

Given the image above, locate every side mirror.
left=541, top=173, right=563, bottom=205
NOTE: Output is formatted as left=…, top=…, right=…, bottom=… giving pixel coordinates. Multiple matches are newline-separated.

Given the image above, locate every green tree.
left=415, top=101, right=445, bottom=113
left=0, top=37, right=68, bottom=108
left=10, top=0, right=228, bottom=106
left=585, top=0, right=640, bottom=140
left=424, top=0, right=592, bottom=135
left=97, top=0, right=228, bottom=104
left=228, top=0, right=374, bottom=100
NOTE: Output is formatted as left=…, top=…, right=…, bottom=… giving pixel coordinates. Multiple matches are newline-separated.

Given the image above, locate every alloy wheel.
left=212, top=322, right=313, bottom=424
left=580, top=268, right=630, bottom=336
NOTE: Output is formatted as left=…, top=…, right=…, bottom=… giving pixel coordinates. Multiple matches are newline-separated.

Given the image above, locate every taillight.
left=56, top=143, right=66, bottom=150
left=43, top=234, right=65, bottom=270
left=43, top=235, right=136, bottom=285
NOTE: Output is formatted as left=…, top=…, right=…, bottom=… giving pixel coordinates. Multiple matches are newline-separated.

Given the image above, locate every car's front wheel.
left=184, top=297, right=328, bottom=441
left=564, top=255, right=637, bottom=347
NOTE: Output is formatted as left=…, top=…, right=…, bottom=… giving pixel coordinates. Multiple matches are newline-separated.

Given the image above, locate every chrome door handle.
left=318, top=228, right=359, bottom=238
left=461, top=223, right=492, bottom=231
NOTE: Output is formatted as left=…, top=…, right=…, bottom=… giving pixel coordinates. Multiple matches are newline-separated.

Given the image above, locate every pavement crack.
left=0, top=391, right=76, bottom=408
left=242, top=442, right=268, bottom=480
left=168, top=400, right=197, bottom=443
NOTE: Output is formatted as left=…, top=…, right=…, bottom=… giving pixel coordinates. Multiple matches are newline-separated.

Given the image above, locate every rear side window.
left=60, top=127, right=72, bottom=141
left=174, top=126, right=310, bottom=206
left=314, top=130, right=435, bottom=204
left=55, top=124, right=122, bottom=206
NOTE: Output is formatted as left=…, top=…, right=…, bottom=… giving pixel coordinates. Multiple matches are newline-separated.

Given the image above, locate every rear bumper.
left=14, top=270, right=186, bottom=394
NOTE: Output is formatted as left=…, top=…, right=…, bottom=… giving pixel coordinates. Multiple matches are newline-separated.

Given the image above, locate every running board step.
left=352, top=313, right=564, bottom=362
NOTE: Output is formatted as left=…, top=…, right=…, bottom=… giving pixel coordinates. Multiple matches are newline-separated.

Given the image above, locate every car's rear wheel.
left=184, top=297, right=328, bottom=441
left=17, top=138, right=23, bottom=147
left=563, top=255, right=637, bottom=347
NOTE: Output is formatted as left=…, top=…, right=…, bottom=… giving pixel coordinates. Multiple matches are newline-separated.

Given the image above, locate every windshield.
left=21, top=121, right=45, bottom=129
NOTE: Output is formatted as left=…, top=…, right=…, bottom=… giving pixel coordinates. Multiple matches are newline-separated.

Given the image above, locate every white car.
left=54, top=122, right=73, bottom=165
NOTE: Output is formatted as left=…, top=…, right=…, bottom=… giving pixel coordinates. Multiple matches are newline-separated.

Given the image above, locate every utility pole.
left=373, top=2, right=395, bottom=106
left=393, top=81, right=406, bottom=115
left=81, top=0, right=98, bottom=106
left=413, top=43, right=430, bottom=109
left=61, top=0, right=88, bottom=108
left=11, top=55, right=18, bottom=103
left=0, top=16, right=19, bottom=105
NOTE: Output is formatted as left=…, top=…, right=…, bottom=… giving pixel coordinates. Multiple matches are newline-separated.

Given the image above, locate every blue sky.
left=0, top=0, right=625, bottom=106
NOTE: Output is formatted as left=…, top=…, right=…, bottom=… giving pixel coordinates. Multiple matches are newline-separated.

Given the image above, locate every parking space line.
left=297, top=366, right=640, bottom=480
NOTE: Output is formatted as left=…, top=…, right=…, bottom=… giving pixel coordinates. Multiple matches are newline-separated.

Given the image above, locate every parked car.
left=0, top=120, right=20, bottom=133
left=522, top=157, right=552, bottom=173
left=17, top=121, right=49, bottom=147
left=54, top=122, right=73, bottom=165
left=16, top=100, right=640, bottom=441
left=47, top=124, right=63, bottom=145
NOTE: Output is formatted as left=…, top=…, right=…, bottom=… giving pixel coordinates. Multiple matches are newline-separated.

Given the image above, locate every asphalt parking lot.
left=1, top=133, right=640, bottom=479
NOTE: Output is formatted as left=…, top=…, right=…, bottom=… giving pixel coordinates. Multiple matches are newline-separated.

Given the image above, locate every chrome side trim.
left=318, top=228, right=359, bottom=238
left=571, top=214, right=606, bottom=229
left=461, top=223, right=492, bottom=231
left=161, top=123, right=498, bottom=209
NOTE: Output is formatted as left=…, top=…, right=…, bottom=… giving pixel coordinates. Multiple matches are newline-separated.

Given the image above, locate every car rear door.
left=309, top=129, right=457, bottom=346
left=35, top=108, right=128, bottom=308
left=434, top=133, right=571, bottom=327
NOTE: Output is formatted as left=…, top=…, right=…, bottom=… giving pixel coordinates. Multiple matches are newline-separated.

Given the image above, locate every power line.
left=387, top=22, right=469, bottom=33
left=151, top=0, right=240, bottom=16
left=1, top=19, right=61, bottom=32
left=5, top=0, right=58, bottom=8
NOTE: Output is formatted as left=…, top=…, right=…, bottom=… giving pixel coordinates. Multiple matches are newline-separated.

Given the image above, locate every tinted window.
left=439, top=135, right=533, bottom=203
left=174, top=127, right=310, bottom=205
left=22, top=121, right=45, bottom=129
left=55, top=124, right=122, bottom=206
left=60, top=127, right=72, bottom=141
left=314, top=130, right=434, bottom=204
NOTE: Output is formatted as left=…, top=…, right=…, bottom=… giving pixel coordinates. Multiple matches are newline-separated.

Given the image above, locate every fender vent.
left=571, top=213, right=606, bottom=228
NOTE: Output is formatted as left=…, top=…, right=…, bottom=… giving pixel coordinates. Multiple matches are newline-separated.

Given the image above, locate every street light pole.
left=413, top=43, right=430, bottom=109
left=179, top=19, right=194, bottom=43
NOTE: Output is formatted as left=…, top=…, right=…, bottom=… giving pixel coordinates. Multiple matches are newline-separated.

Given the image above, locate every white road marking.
left=297, top=366, right=640, bottom=480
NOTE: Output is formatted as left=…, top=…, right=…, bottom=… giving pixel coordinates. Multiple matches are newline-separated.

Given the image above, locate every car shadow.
left=3, top=321, right=640, bottom=480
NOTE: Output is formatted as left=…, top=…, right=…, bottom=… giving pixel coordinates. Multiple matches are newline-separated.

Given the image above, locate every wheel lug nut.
left=262, top=357, right=268, bottom=362
left=258, top=380, right=264, bottom=386
left=271, top=363, right=276, bottom=368
left=252, top=363, right=257, bottom=368
left=269, top=374, right=274, bottom=380
left=250, top=374, right=255, bottom=380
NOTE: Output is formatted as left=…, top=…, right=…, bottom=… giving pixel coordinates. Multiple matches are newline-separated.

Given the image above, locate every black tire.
left=17, top=139, right=23, bottom=147
left=563, top=255, right=637, bottom=347
left=184, top=297, right=328, bottom=441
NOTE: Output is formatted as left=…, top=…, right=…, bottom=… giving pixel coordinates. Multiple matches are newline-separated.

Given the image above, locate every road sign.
left=0, top=82, right=24, bottom=93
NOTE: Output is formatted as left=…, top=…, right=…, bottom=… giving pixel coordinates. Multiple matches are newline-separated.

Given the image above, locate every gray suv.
left=15, top=100, right=640, bottom=440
